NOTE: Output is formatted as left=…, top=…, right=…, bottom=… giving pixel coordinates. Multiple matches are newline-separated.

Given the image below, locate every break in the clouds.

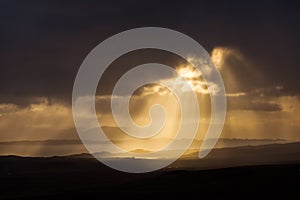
left=0, top=1, right=300, bottom=155
left=0, top=45, right=300, bottom=143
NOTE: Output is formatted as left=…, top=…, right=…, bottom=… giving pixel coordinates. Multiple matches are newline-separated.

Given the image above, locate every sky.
left=0, top=0, right=299, bottom=154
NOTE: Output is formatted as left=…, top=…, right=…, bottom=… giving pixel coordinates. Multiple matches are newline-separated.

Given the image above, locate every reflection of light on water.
left=133, top=157, right=159, bottom=160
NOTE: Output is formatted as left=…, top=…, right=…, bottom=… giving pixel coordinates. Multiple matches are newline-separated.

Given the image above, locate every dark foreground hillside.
left=1, top=143, right=299, bottom=199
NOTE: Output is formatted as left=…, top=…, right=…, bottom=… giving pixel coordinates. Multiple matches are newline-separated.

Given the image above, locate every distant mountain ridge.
left=0, top=137, right=287, bottom=145
left=1, top=142, right=299, bottom=171
left=0, top=138, right=292, bottom=157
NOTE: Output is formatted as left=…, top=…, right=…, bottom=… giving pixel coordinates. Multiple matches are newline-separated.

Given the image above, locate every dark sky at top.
left=0, top=0, right=299, bottom=105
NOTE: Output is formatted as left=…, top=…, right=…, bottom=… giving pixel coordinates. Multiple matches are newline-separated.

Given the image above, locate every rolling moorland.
left=0, top=142, right=299, bottom=199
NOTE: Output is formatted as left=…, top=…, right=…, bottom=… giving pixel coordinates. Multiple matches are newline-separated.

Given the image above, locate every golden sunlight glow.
left=211, top=47, right=244, bottom=70
left=98, top=90, right=182, bottom=152
left=211, top=48, right=226, bottom=69
left=176, top=64, right=201, bottom=79
left=96, top=63, right=213, bottom=153
left=173, top=64, right=210, bottom=94
left=30, top=104, right=47, bottom=112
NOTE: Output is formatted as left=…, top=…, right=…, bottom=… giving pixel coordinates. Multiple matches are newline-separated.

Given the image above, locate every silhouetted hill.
left=0, top=138, right=289, bottom=157
left=172, top=142, right=300, bottom=169
left=0, top=142, right=299, bottom=199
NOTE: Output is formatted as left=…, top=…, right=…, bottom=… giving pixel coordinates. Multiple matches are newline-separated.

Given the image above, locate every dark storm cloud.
left=226, top=85, right=289, bottom=112
left=227, top=95, right=282, bottom=112
left=0, top=0, right=300, bottom=104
